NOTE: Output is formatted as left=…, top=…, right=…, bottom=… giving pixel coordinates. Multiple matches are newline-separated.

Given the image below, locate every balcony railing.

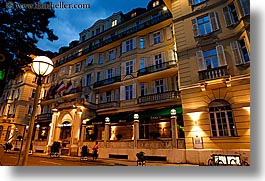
left=199, top=66, right=229, bottom=81
left=138, top=91, right=180, bottom=104
left=97, top=101, right=120, bottom=109
left=137, top=60, right=177, bottom=76
left=36, top=113, right=52, bottom=121
left=54, top=12, right=172, bottom=67
left=94, top=76, right=121, bottom=88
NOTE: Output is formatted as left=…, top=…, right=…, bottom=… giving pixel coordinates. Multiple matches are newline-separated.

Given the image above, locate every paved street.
left=0, top=151, right=198, bottom=166
left=1, top=152, right=114, bottom=166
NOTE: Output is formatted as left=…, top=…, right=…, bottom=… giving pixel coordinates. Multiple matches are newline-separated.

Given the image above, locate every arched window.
left=209, top=100, right=237, bottom=137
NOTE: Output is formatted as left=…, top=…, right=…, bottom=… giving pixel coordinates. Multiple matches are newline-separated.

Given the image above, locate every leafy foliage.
left=0, top=0, right=58, bottom=80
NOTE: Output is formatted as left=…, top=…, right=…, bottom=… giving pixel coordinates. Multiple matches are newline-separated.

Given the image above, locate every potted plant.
left=116, top=133, right=122, bottom=140
left=149, top=131, right=161, bottom=140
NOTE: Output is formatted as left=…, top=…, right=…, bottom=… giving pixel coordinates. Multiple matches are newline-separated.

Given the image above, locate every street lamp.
left=21, top=56, right=54, bottom=166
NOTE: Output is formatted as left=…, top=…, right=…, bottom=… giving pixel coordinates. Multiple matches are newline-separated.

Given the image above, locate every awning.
left=87, top=112, right=134, bottom=125
left=86, top=107, right=182, bottom=125
left=138, top=107, right=182, bottom=122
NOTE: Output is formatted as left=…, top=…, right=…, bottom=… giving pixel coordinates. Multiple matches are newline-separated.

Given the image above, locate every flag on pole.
left=64, top=80, right=73, bottom=94
left=56, top=81, right=65, bottom=96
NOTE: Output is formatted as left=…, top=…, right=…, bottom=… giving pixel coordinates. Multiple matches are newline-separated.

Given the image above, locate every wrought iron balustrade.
left=94, top=76, right=121, bottom=88
left=138, top=60, right=177, bottom=76
left=138, top=91, right=180, bottom=104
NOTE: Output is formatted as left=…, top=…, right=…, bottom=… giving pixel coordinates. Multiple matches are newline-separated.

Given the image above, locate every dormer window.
left=131, top=12, right=136, bottom=18
left=112, top=19, right=117, bottom=27
left=153, top=0, right=159, bottom=7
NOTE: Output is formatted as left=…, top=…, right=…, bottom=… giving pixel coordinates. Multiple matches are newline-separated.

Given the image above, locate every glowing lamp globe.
left=31, top=56, right=54, bottom=76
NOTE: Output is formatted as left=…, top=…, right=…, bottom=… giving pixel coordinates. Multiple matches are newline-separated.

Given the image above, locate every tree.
left=0, top=0, right=58, bottom=94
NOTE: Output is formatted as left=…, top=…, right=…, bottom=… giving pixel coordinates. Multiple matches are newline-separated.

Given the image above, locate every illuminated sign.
left=0, top=70, right=4, bottom=80
left=57, top=123, right=72, bottom=127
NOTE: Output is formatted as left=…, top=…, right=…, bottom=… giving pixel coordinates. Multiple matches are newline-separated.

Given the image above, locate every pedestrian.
left=92, top=141, right=99, bottom=160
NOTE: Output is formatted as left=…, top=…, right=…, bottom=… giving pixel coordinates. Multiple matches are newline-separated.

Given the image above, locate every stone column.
left=104, top=117, right=110, bottom=148
left=170, top=110, right=178, bottom=148
left=79, top=122, right=86, bottom=156
left=133, top=114, right=139, bottom=148
left=47, top=111, right=59, bottom=147
left=71, top=108, right=82, bottom=156
left=34, top=125, right=40, bottom=141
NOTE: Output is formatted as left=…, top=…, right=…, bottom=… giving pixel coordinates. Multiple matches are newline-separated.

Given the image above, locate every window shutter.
left=132, top=83, right=136, bottom=99
left=166, top=26, right=172, bottom=40
left=116, top=65, right=121, bottom=76
left=111, top=90, right=115, bottom=101
left=150, top=55, right=155, bottom=65
left=230, top=41, right=243, bottom=65
left=149, top=34, right=154, bottom=46
left=216, top=45, right=227, bottom=66
left=161, top=52, right=166, bottom=63
left=103, top=92, right=107, bottom=103
left=121, top=62, right=126, bottom=76
left=144, top=83, right=148, bottom=95
left=116, top=89, right=120, bottom=101
left=160, top=30, right=164, bottom=43
left=168, top=50, right=173, bottom=61
left=120, top=86, right=125, bottom=100
left=113, top=49, right=116, bottom=59
left=191, top=18, right=199, bottom=37
left=83, top=75, right=87, bottom=87
left=117, top=46, right=120, bottom=57
left=88, top=92, right=92, bottom=102
left=91, top=72, right=94, bottom=84
left=196, top=50, right=206, bottom=71
left=188, top=0, right=193, bottom=6
left=209, top=12, right=219, bottom=31
left=132, top=37, right=137, bottom=49
left=132, top=58, right=136, bottom=72
left=122, top=41, right=126, bottom=53
left=164, top=78, right=168, bottom=91
left=223, top=6, right=233, bottom=27
left=239, top=0, right=250, bottom=16
left=105, top=69, right=108, bottom=79
left=112, top=67, right=116, bottom=77
left=152, top=81, right=157, bottom=94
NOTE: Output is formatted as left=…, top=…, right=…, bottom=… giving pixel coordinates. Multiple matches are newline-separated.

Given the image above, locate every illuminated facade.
left=32, top=0, right=185, bottom=162
left=164, top=0, right=250, bottom=164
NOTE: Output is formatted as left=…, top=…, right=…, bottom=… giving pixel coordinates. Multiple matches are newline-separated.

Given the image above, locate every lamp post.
left=170, top=109, right=178, bottom=148
left=21, top=56, right=54, bottom=166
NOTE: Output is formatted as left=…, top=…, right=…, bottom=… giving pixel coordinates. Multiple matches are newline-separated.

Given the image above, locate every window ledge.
left=210, top=136, right=240, bottom=140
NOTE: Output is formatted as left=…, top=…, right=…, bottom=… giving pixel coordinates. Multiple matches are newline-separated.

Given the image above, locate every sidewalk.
left=30, top=152, right=198, bottom=166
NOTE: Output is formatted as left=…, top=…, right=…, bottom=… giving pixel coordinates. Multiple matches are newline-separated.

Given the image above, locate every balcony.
left=94, top=76, right=121, bottom=88
left=199, top=66, right=229, bottom=81
left=138, top=91, right=180, bottom=104
left=137, top=60, right=177, bottom=76
left=54, top=12, right=172, bottom=67
left=36, top=113, right=52, bottom=121
left=97, top=101, right=120, bottom=109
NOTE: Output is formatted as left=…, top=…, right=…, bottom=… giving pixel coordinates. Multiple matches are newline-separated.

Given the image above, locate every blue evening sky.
left=37, top=0, right=151, bottom=53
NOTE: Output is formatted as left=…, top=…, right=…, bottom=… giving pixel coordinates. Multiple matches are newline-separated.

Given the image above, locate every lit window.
left=125, top=61, right=133, bottom=75
left=209, top=100, right=237, bottom=137
left=140, top=38, right=145, bottom=49
left=112, top=19, right=117, bottom=27
left=126, top=39, right=133, bottom=52
left=125, top=85, right=133, bottom=100
left=230, top=39, right=250, bottom=65
left=153, top=32, right=161, bottom=44
left=153, top=0, right=159, bottom=7
left=109, top=49, right=115, bottom=60
left=192, top=12, right=219, bottom=37
left=155, top=79, right=164, bottom=93
left=131, top=12, right=136, bottom=18
left=155, top=54, right=163, bottom=69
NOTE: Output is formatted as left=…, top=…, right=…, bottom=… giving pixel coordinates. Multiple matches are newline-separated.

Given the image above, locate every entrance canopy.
left=86, top=107, right=182, bottom=125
